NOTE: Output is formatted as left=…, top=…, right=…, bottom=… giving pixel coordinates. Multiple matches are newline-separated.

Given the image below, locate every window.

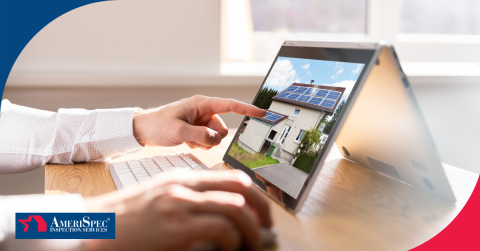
left=268, top=130, right=277, bottom=140
left=250, top=0, right=367, bottom=34
left=295, top=128, right=306, bottom=142
left=293, top=109, right=300, bottom=116
left=321, top=136, right=328, bottom=143
left=222, top=0, right=480, bottom=63
left=278, top=126, right=291, bottom=144
left=400, top=0, right=480, bottom=35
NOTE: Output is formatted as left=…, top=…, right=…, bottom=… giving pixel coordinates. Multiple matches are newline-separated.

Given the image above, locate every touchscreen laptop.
left=222, top=41, right=456, bottom=213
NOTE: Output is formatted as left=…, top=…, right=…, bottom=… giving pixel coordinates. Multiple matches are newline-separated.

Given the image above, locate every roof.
left=255, top=110, right=288, bottom=126
left=272, top=83, right=346, bottom=114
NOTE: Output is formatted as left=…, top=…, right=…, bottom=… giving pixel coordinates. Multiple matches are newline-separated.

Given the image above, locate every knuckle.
left=229, top=196, right=247, bottom=213
left=191, top=94, right=204, bottom=100
left=233, top=170, right=253, bottom=188
left=211, top=218, right=232, bottom=234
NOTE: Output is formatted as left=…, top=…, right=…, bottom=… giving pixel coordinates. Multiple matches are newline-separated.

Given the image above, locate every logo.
left=17, top=215, right=47, bottom=232
left=16, top=213, right=115, bottom=239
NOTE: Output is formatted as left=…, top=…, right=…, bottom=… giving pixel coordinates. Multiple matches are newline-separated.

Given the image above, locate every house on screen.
left=237, top=83, right=346, bottom=162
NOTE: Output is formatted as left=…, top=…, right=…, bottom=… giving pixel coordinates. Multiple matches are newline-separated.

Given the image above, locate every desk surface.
left=46, top=130, right=478, bottom=251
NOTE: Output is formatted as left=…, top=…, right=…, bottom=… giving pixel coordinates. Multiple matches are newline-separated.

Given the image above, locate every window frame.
left=278, top=125, right=291, bottom=144
left=244, top=0, right=480, bottom=62
left=295, top=128, right=306, bottom=143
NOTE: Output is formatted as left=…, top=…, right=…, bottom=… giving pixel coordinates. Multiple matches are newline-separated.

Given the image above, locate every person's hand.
left=132, top=95, right=266, bottom=150
left=85, top=170, right=272, bottom=251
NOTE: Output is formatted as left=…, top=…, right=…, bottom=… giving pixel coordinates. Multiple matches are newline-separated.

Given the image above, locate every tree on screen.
left=254, top=87, right=279, bottom=110
left=295, top=127, right=321, bottom=155
left=324, top=100, right=345, bottom=134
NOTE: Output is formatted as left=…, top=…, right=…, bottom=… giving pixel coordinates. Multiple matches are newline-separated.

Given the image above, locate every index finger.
left=197, top=96, right=267, bottom=118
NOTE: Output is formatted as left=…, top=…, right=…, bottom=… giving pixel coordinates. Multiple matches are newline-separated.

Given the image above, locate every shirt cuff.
left=0, top=194, right=86, bottom=251
left=93, top=107, right=144, bottom=160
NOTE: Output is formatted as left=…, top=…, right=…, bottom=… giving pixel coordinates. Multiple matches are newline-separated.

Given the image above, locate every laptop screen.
left=224, top=44, right=376, bottom=210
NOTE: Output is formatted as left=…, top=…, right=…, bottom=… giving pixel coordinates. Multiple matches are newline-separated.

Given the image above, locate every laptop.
left=107, top=41, right=455, bottom=216
left=222, top=40, right=456, bottom=213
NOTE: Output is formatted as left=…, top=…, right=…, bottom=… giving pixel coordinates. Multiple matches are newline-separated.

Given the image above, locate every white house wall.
left=269, top=101, right=324, bottom=155
left=238, top=119, right=271, bottom=152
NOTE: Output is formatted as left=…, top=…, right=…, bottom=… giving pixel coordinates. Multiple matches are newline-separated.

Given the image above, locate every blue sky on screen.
left=263, top=57, right=365, bottom=104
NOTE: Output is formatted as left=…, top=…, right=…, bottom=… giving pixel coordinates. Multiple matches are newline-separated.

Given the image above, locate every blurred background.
left=3, top=0, right=480, bottom=176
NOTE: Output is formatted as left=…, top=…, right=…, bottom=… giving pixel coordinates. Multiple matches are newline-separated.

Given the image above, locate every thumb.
left=180, top=123, right=222, bottom=147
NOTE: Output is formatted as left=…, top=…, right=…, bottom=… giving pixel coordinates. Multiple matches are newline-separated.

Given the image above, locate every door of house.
left=277, top=126, right=291, bottom=145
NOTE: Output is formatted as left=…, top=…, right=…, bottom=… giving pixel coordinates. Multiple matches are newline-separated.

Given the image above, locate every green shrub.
left=293, top=151, right=319, bottom=174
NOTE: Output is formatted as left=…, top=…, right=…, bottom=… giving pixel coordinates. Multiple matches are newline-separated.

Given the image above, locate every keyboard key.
left=153, top=159, right=170, bottom=164
left=175, top=166, right=192, bottom=170
left=147, top=170, right=162, bottom=176
left=134, top=173, right=150, bottom=179
left=136, top=176, right=150, bottom=181
left=127, top=160, right=141, bottom=165
left=156, top=163, right=171, bottom=168
left=190, top=164, right=203, bottom=170
left=112, top=162, right=128, bottom=167
left=173, top=163, right=189, bottom=168
left=113, top=165, right=130, bottom=171
left=132, top=169, right=148, bottom=175
left=159, top=165, right=175, bottom=171
left=116, top=168, right=133, bottom=174
left=158, top=162, right=174, bottom=167
left=117, top=173, right=137, bottom=187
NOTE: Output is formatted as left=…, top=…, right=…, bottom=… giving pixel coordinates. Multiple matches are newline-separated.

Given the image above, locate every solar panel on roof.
left=326, top=91, right=341, bottom=100
left=305, top=88, right=317, bottom=95
left=307, top=97, right=323, bottom=106
left=315, top=90, right=329, bottom=98
left=284, top=86, right=298, bottom=92
left=297, top=95, right=311, bottom=103
left=264, top=114, right=282, bottom=122
left=285, top=93, right=300, bottom=100
left=275, top=92, right=290, bottom=99
left=320, top=99, right=336, bottom=109
left=295, top=87, right=308, bottom=94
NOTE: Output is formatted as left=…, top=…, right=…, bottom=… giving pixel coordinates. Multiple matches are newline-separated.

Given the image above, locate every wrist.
left=133, top=109, right=147, bottom=147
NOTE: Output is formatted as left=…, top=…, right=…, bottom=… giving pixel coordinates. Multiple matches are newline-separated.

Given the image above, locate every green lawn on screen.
left=228, top=142, right=280, bottom=169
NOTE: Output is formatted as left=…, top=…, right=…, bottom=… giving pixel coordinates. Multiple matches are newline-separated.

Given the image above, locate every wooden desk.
left=46, top=130, right=478, bottom=251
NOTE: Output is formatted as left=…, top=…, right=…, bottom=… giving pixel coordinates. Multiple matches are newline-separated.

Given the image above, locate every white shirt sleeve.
left=0, top=194, right=86, bottom=251
left=0, top=99, right=143, bottom=173
left=0, top=99, right=144, bottom=250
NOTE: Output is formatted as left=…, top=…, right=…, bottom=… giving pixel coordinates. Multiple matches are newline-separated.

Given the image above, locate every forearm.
left=0, top=100, right=143, bottom=174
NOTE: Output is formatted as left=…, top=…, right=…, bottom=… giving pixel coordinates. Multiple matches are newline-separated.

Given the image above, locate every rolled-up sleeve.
left=0, top=99, right=143, bottom=173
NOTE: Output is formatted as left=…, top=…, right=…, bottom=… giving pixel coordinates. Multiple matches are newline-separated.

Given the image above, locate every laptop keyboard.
left=108, top=152, right=209, bottom=188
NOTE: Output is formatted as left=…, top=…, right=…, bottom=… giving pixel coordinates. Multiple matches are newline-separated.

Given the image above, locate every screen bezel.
left=223, top=41, right=383, bottom=212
